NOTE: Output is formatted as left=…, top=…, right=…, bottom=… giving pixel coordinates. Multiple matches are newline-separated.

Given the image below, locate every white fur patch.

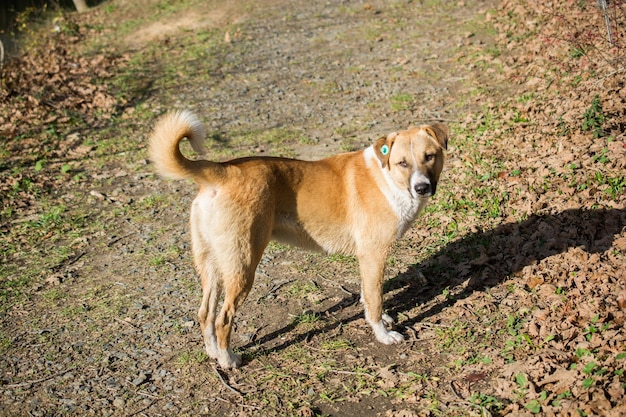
left=177, top=110, right=207, bottom=155
left=217, top=348, right=242, bottom=369
left=370, top=320, right=405, bottom=344
left=203, top=328, right=218, bottom=358
left=363, top=147, right=429, bottom=237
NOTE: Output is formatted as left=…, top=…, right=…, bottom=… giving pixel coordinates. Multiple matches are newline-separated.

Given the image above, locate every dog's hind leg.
left=214, top=270, right=254, bottom=368
left=191, top=195, right=226, bottom=361
left=197, top=260, right=221, bottom=360
left=358, top=252, right=404, bottom=345
left=195, top=193, right=272, bottom=368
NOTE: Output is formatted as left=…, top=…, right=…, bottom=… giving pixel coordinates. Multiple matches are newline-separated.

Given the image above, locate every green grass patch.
left=390, top=93, right=414, bottom=111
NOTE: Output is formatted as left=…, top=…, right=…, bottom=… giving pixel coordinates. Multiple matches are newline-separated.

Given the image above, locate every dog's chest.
left=376, top=171, right=430, bottom=237
left=394, top=196, right=429, bottom=237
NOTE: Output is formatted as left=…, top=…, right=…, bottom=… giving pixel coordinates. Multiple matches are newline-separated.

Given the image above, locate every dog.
left=149, top=111, right=448, bottom=368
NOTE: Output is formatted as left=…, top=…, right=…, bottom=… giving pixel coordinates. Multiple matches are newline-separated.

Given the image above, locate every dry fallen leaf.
left=69, top=145, right=94, bottom=157
left=537, top=368, right=578, bottom=391
left=377, top=365, right=399, bottom=389
left=90, top=190, right=107, bottom=200
left=617, top=291, right=626, bottom=310
left=528, top=276, right=544, bottom=289
left=464, top=372, right=487, bottom=383
left=45, top=274, right=63, bottom=286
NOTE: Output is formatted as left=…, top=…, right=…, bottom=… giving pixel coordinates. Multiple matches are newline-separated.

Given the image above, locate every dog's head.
left=373, top=123, right=448, bottom=198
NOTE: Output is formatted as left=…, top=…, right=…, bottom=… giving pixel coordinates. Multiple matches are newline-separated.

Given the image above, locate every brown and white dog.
left=149, top=111, right=448, bottom=368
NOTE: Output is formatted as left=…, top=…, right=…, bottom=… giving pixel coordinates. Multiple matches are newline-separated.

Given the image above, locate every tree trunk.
left=72, top=0, right=89, bottom=13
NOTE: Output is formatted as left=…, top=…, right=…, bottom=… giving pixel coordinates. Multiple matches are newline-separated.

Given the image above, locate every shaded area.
left=388, top=208, right=625, bottom=323
left=246, top=208, right=625, bottom=356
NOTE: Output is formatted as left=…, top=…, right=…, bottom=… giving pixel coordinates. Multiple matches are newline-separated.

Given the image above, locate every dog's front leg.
left=358, top=253, right=404, bottom=344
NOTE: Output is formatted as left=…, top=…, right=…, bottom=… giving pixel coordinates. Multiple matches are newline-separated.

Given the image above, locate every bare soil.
left=1, top=0, right=625, bottom=416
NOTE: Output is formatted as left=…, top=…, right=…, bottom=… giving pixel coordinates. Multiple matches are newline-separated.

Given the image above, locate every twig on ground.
left=114, top=317, right=138, bottom=328
left=211, top=364, right=242, bottom=396
left=214, top=396, right=260, bottom=410
left=330, top=369, right=375, bottom=378
left=595, top=67, right=626, bottom=85
left=51, top=251, right=86, bottom=272
left=416, top=321, right=453, bottom=329
left=257, top=279, right=295, bottom=303
left=316, top=273, right=356, bottom=296
left=107, top=232, right=137, bottom=247
left=136, top=390, right=163, bottom=400
left=405, top=325, right=418, bottom=341
left=127, top=400, right=160, bottom=417
left=4, top=368, right=73, bottom=389
left=311, top=367, right=375, bottom=379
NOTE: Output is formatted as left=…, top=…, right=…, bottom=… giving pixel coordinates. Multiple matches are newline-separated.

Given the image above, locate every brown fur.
left=149, top=111, right=447, bottom=368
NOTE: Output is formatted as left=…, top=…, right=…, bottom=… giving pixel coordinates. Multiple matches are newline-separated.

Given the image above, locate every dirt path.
left=1, top=0, right=625, bottom=416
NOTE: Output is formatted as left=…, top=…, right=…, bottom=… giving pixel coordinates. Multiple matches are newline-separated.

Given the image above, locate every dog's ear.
left=424, top=123, right=449, bottom=150
left=374, top=133, right=396, bottom=169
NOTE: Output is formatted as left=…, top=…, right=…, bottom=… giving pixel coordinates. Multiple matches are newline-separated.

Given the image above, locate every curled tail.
left=148, top=111, right=210, bottom=181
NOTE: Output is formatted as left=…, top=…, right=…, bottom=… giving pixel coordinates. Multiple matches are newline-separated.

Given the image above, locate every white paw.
left=376, top=329, right=405, bottom=345
left=371, top=321, right=404, bottom=345
left=217, top=349, right=242, bottom=369
left=382, top=313, right=394, bottom=326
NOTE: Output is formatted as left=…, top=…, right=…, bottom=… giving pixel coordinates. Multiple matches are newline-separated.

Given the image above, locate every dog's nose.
left=414, top=182, right=431, bottom=196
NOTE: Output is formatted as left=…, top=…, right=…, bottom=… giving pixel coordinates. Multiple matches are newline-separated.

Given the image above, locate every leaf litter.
left=0, top=0, right=625, bottom=416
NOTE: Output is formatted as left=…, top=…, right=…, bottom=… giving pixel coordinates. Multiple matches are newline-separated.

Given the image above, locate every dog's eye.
left=424, top=154, right=435, bottom=163
left=397, top=160, right=409, bottom=168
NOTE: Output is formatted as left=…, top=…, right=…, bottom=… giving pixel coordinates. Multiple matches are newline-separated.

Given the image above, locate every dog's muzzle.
left=414, top=181, right=436, bottom=197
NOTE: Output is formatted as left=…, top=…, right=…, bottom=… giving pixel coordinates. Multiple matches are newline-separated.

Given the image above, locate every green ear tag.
left=381, top=144, right=389, bottom=155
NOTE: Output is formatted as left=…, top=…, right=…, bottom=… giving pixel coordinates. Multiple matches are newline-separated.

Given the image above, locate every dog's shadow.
left=243, top=208, right=625, bottom=357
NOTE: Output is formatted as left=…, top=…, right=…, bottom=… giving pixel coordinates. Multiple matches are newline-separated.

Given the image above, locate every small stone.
left=131, top=371, right=149, bottom=386
left=105, top=378, right=121, bottom=390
